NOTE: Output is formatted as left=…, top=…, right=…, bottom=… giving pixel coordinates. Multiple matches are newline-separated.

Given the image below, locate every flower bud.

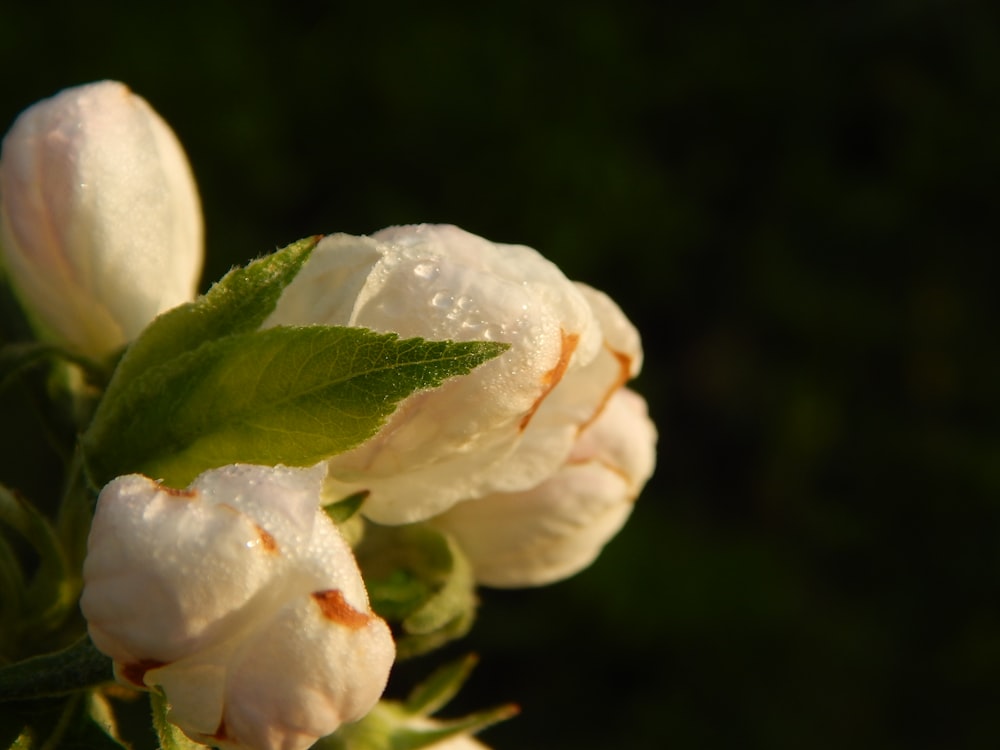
left=432, top=388, right=657, bottom=587
left=0, top=81, right=203, bottom=359
left=81, top=464, right=394, bottom=750
left=266, top=224, right=646, bottom=525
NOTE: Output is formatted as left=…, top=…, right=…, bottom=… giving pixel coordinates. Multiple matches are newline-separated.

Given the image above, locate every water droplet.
left=431, top=291, right=453, bottom=309
left=413, top=262, right=439, bottom=280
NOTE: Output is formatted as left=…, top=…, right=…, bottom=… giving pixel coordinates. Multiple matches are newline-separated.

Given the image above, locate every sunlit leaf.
left=84, top=327, right=507, bottom=488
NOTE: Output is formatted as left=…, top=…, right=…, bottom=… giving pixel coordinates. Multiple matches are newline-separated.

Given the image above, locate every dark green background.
left=3, top=1, right=1000, bottom=747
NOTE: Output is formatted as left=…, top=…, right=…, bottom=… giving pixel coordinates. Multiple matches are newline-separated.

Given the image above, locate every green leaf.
left=0, top=637, right=111, bottom=702
left=100, top=236, right=319, bottom=400
left=84, top=327, right=508, bottom=488
left=323, top=491, right=369, bottom=525
left=150, top=692, right=207, bottom=750
left=318, top=699, right=518, bottom=750
left=0, top=486, right=77, bottom=638
left=324, top=491, right=369, bottom=548
left=404, top=654, right=479, bottom=717
left=384, top=705, right=519, bottom=750
left=357, top=524, right=478, bottom=659
left=83, top=235, right=319, bottom=483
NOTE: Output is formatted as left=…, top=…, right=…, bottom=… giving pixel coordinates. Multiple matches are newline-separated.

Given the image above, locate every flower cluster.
left=0, top=81, right=656, bottom=750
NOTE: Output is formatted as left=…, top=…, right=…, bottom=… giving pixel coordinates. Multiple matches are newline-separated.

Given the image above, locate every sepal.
left=356, top=525, right=477, bottom=660
left=319, top=656, right=516, bottom=750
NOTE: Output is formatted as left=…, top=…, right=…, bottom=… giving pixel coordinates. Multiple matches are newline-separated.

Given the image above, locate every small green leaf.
left=101, top=236, right=319, bottom=400
left=323, top=491, right=369, bottom=525
left=357, top=525, right=478, bottom=659
left=385, top=704, right=520, bottom=750
left=404, top=654, right=479, bottom=716
left=0, top=638, right=111, bottom=702
left=84, top=327, right=508, bottom=488
left=318, top=698, right=518, bottom=750
left=324, top=491, right=369, bottom=548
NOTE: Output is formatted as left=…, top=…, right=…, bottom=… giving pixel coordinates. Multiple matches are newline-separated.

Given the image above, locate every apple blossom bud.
left=432, top=388, right=657, bottom=587
left=0, top=81, right=203, bottom=359
left=80, top=464, right=394, bottom=750
left=266, top=224, right=639, bottom=525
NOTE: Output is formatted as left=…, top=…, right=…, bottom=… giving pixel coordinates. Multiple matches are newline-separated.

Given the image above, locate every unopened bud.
left=81, top=463, right=394, bottom=750
left=0, top=81, right=203, bottom=359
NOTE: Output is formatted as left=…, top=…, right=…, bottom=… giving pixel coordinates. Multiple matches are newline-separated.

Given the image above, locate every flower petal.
left=434, top=388, right=657, bottom=587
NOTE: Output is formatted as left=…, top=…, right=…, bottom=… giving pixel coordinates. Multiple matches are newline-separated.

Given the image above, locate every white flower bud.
left=0, top=81, right=203, bottom=359
left=266, top=224, right=647, bottom=525
left=432, top=388, right=657, bottom=587
left=80, top=464, right=394, bottom=750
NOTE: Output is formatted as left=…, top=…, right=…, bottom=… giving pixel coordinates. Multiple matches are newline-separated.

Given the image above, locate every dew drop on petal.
left=431, top=291, right=453, bottom=309
left=413, top=262, right=439, bottom=280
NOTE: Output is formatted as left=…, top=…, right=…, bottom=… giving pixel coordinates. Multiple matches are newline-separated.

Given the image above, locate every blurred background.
left=3, top=1, right=1000, bottom=747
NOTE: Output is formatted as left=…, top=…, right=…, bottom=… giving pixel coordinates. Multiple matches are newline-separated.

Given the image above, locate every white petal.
left=571, top=387, right=658, bottom=492
left=433, top=388, right=657, bottom=587
left=574, top=282, right=643, bottom=376
left=478, top=283, right=645, bottom=496
left=81, top=474, right=284, bottom=665
left=218, top=593, right=394, bottom=750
